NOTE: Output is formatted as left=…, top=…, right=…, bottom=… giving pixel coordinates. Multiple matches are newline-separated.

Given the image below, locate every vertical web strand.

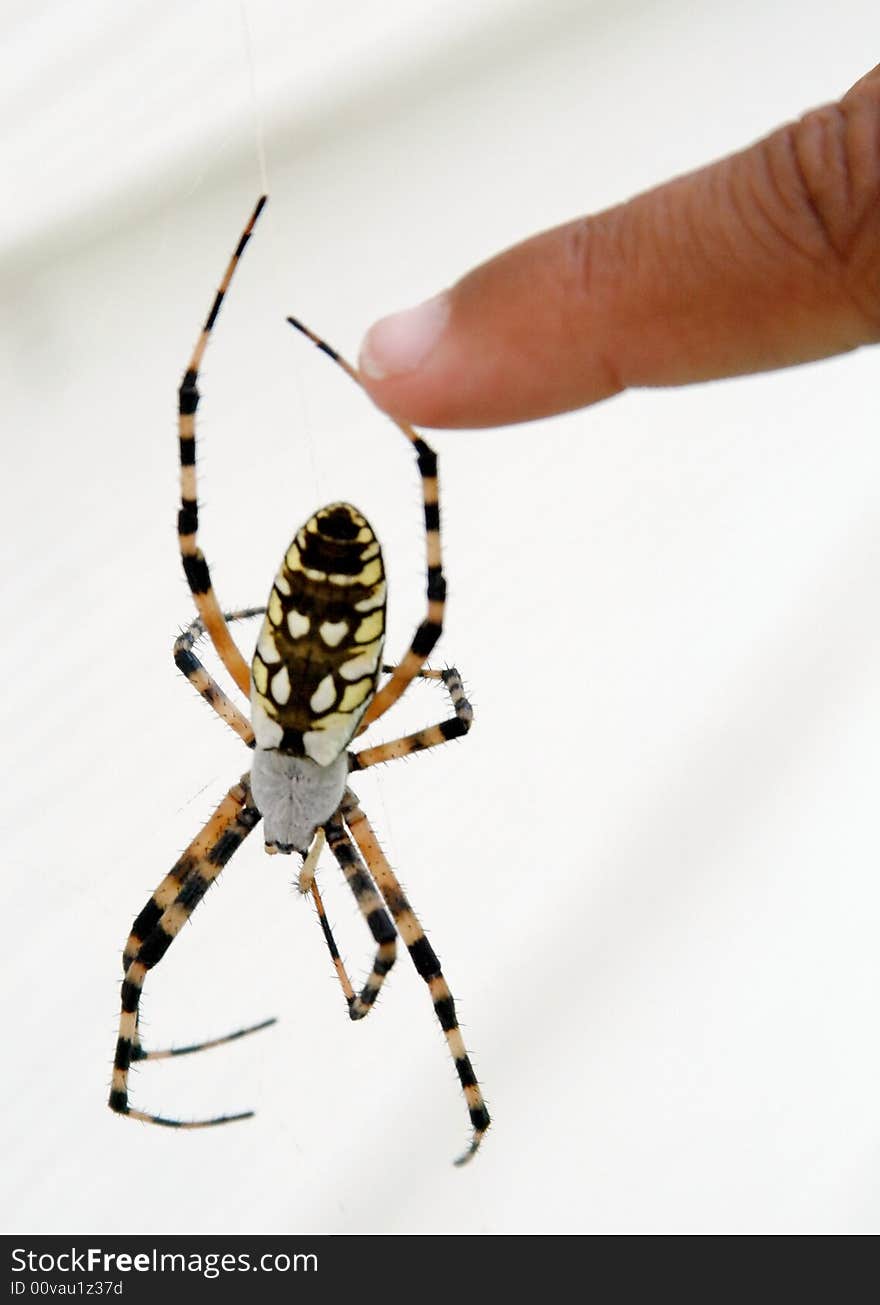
left=239, top=0, right=270, bottom=195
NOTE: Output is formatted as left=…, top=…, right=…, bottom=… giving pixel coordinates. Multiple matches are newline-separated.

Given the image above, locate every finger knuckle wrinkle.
left=788, top=93, right=880, bottom=327
left=562, top=215, right=625, bottom=392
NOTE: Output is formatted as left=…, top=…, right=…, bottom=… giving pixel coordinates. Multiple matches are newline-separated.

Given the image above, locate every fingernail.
left=359, top=294, right=450, bottom=380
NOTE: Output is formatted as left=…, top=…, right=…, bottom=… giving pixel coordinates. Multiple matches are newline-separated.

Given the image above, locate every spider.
left=108, top=196, right=490, bottom=1166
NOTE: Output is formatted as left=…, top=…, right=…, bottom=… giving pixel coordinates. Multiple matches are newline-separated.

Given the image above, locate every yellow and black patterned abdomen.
left=250, top=503, right=386, bottom=766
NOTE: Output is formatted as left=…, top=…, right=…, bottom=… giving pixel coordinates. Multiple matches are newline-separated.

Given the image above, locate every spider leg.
left=320, top=813, right=397, bottom=1019
left=341, top=789, right=490, bottom=1166
left=173, top=607, right=266, bottom=745
left=110, top=774, right=265, bottom=1128
left=307, top=877, right=356, bottom=1005
left=286, top=316, right=445, bottom=727
left=351, top=666, right=472, bottom=770
left=132, top=1018, right=276, bottom=1063
left=291, top=829, right=358, bottom=1002
left=178, top=197, right=267, bottom=699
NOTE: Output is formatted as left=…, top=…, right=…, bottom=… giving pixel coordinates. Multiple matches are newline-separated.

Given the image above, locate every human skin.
left=358, top=63, right=880, bottom=429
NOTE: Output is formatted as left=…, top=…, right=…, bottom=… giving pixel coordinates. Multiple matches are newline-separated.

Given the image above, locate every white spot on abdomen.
left=287, top=609, right=310, bottom=639
left=271, top=665, right=292, bottom=705
left=251, top=698, right=283, bottom=749
left=319, top=620, right=348, bottom=647
left=310, top=674, right=337, bottom=714
left=339, top=680, right=371, bottom=712
left=354, top=611, right=384, bottom=644
left=257, top=629, right=281, bottom=665
left=304, top=714, right=357, bottom=766
left=252, top=658, right=268, bottom=694
left=354, top=582, right=386, bottom=613
left=339, top=643, right=382, bottom=681
left=357, top=559, right=383, bottom=588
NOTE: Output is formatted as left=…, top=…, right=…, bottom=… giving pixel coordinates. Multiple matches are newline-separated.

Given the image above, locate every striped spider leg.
left=340, top=789, right=489, bottom=1166
left=351, top=664, right=474, bottom=769
left=109, top=774, right=266, bottom=1127
left=318, top=813, right=397, bottom=1020
left=109, top=195, right=490, bottom=1163
left=173, top=607, right=266, bottom=746
left=176, top=199, right=265, bottom=699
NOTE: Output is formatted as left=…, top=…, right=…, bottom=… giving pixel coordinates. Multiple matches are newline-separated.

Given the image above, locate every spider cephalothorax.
left=108, top=197, right=490, bottom=1166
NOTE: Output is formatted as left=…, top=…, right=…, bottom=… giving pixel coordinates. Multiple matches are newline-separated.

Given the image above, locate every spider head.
left=249, top=747, right=348, bottom=856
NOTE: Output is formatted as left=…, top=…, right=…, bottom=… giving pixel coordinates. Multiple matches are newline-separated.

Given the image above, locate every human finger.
left=358, top=65, right=880, bottom=428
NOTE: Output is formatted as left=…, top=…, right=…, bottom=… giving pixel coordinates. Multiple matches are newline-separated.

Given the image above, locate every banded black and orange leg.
left=320, top=813, right=397, bottom=1019
left=173, top=608, right=266, bottom=746
left=289, top=826, right=394, bottom=1021
left=178, top=197, right=267, bottom=698
left=285, top=316, right=446, bottom=727
left=350, top=667, right=473, bottom=771
left=110, top=775, right=268, bottom=1127
left=341, top=790, right=490, bottom=1165
left=291, top=829, right=354, bottom=1001
left=304, top=875, right=355, bottom=1006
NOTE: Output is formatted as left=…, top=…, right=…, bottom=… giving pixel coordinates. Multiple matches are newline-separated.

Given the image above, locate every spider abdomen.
left=250, top=502, right=386, bottom=765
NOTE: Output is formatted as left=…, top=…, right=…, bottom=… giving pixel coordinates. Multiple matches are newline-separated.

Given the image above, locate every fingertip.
left=359, top=291, right=482, bottom=428
left=359, top=294, right=451, bottom=381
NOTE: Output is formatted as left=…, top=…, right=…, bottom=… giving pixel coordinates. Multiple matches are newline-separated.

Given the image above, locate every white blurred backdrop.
left=2, top=0, right=879, bottom=1235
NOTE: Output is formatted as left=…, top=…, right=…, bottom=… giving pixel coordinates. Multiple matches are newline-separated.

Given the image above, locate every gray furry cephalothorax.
left=249, top=747, right=349, bottom=855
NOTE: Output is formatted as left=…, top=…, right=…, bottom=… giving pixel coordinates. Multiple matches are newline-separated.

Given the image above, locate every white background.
left=2, top=0, right=879, bottom=1235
